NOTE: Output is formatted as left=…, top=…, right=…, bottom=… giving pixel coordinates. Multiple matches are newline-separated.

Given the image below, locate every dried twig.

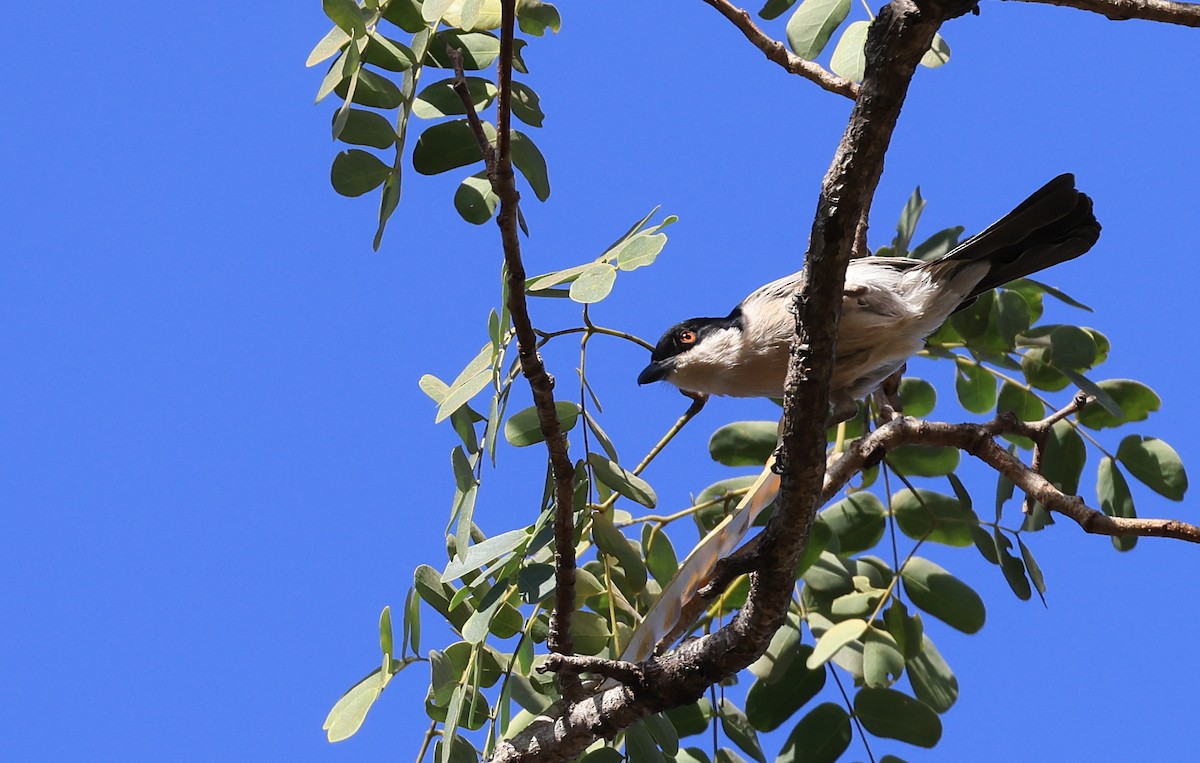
left=1011, top=0, right=1200, bottom=26
left=699, top=0, right=861, bottom=99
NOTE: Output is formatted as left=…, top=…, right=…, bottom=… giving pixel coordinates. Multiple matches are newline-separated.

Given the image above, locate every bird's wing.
left=618, top=456, right=782, bottom=663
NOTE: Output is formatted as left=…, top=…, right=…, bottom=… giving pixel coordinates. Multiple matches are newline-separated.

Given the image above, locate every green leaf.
left=363, top=32, right=416, bottom=71
left=571, top=610, right=611, bottom=655
left=336, top=109, right=397, bottom=149
left=592, top=511, right=648, bottom=593
left=330, top=149, right=391, bottom=197
left=892, top=489, right=977, bottom=547
left=406, top=587, right=421, bottom=654
left=820, top=493, right=885, bottom=554
left=776, top=703, right=851, bottom=763
left=434, top=737, right=480, bottom=763
left=1021, top=347, right=1071, bottom=392
left=993, top=529, right=1031, bottom=601
left=1045, top=325, right=1098, bottom=370
left=806, top=618, right=867, bottom=669
left=886, top=444, right=960, bottom=478
left=901, top=556, right=985, bottom=634
left=863, top=637, right=905, bottom=688
left=413, top=119, right=494, bottom=175
left=785, top=0, right=850, bottom=60
left=694, top=475, right=759, bottom=533
left=746, top=644, right=825, bottom=732
left=1117, top=435, right=1188, bottom=501
left=441, top=528, right=529, bottom=582
left=614, top=233, right=669, bottom=272
left=511, top=130, right=551, bottom=201
left=906, top=635, right=957, bottom=713
left=1039, top=421, right=1085, bottom=496
left=954, top=358, right=997, bottom=413
left=423, top=0, right=456, bottom=22
left=455, top=172, right=499, bottom=225
left=759, top=0, right=800, bottom=20
left=854, top=688, right=941, bottom=747
left=883, top=601, right=923, bottom=660
left=1018, top=538, right=1047, bottom=599
left=413, top=77, right=497, bottom=119
left=415, top=564, right=470, bottom=630
left=919, top=32, right=951, bottom=68
left=709, top=421, right=777, bottom=466
left=308, top=25, right=351, bottom=68
left=324, top=0, right=366, bottom=36
left=898, top=377, right=936, bottom=417
left=436, top=344, right=493, bottom=423
left=588, top=453, right=657, bottom=508
left=335, top=68, right=404, bottom=108
left=324, top=667, right=389, bottom=742
left=644, top=712, right=680, bottom=757
left=1077, top=380, right=1161, bottom=430
left=643, top=525, right=678, bottom=587
left=517, top=0, right=562, bottom=35
left=1063, top=370, right=1123, bottom=418
left=382, top=0, right=426, bottom=31
left=503, top=401, right=580, bottom=446
left=828, top=20, right=868, bottom=81
left=719, top=700, right=766, bottom=763
left=997, top=382, right=1044, bottom=448
left=666, top=701, right=711, bottom=739
left=568, top=263, right=617, bottom=304
left=578, top=749, right=625, bottom=763
left=426, top=31, right=502, bottom=69
left=1097, top=456, right=1138, bottom=551
left=379, top=605, right=394, bottom=657
left=511, top=80, right=546, bottom=126
left=893, top=187, right=925, bottom=255
left=995, top=289, right=1032, bottom=347
left=909, top=226, right=963, bottom=262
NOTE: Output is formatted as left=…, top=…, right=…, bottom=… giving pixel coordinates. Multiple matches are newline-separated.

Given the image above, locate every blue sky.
left=3, top=3, right=1198, bottom=761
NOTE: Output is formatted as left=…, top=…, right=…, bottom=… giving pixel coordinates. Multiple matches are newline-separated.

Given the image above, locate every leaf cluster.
left=309, top=0, right=561, bottom=248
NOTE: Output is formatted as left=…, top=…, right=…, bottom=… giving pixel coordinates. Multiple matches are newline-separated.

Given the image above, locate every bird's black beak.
left=638, top=359, right=671, bottom=386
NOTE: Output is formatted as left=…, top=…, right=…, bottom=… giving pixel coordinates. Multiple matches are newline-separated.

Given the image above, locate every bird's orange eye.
left=679, top=330, right=696, bottom=344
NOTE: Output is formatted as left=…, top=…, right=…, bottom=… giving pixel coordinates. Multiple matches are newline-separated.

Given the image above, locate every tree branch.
left=490, top=2, right=975, bottom=761
left=1010, top=0, right=1200, bottom=26
left=698, top=0, right=861, bottom=99
left=824, top=412, right=1200, bottom=543
left=454, top=0, right=582, bottom=700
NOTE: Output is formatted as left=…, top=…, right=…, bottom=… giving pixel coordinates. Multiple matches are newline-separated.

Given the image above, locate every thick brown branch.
left=1011, top=0, right=1200, bottom=26
left=491, top=3, right=975, bottom=762
left=699, top=0, right=861, bottom=98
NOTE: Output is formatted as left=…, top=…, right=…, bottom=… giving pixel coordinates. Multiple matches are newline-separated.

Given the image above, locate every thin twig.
left=454, top=0, right=582, bottom=701
left=699, top=0, right=862, bottom=99
left=447, top=46, right=497, bottom=176
left=1010, top=0, right=1200, bottom=26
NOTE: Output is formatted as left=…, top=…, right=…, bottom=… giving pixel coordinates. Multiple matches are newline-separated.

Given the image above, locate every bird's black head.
left=637, top=309, right=743, bottom=386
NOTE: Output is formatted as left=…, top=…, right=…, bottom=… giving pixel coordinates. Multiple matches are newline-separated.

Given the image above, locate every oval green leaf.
left=820, top=492, right=885, bottom=554
left=806, top=618, right=867, bottom=670
left=892, top=489, right=977, bottom=546
left=330, top=149, right=391, bottom=197
left=588, top=452, right=657, bottom=508
left=709, top=421, right=777, bottom=466
left=777, top=703, right=851, bottom=763
left=901, top=556, right=985, bottom=633
left=785, top=0, right=850, bottom=60
left=853, top=687, right=941, bottom=747
left=503, top=401, right=579, bottom=446
left=1117, top=435, right=1187, bottom=501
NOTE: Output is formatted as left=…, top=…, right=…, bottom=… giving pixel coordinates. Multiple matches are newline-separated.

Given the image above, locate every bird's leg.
left=872, top=365, right=906, bottom=422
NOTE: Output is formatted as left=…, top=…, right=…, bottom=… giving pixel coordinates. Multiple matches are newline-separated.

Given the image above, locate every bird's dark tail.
left=928, top=173, right=1101, bottom=301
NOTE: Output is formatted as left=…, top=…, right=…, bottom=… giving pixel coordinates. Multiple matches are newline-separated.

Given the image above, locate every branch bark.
left=456, top=0, right=583, bottom=700
left=1011, top=0, right=1200, bottom=25
left=699, top=0, right=861, bottom=98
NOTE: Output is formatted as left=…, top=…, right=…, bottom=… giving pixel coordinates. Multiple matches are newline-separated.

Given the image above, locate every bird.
left=618, top=175, right=1101, bottom=664
left=637, top=174, right=1100, bottom=420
